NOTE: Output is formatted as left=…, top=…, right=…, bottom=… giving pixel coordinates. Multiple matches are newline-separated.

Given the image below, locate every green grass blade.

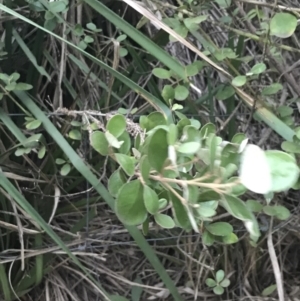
left=35, top=234, right=43, bottom=286
left=0, top=263, right=11, bottom=300
left=254, top=107, right=295, bottom=142
left=12, top=29, right=51, bottom=81
left=0, top=108, right=27, bottom=143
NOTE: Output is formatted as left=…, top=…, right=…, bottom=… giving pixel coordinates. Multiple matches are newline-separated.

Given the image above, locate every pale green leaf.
left=270, top=12, right=297, bottom=38
left=216, top=270, right=225, bottom=282
left=26, top=119, right=42, bottom=130
left=106, top=114, right=126, bottom=138
left=265, top=150, right=299, bottom=192
left=143, top=185, right=159, bottom=215
left=232, top=75, right=246, bottom=87
left=152, top=68, right=171, bottom=79
left=174, top=85, right=189, bottom=101
left=115, top=153, right=135, bottom=176
left=206, top=222, right=233, bottom=237
left=115, top=180, right=147, bottom=226
left=60, top=163, right=71, bottom=176
left=90, top=131, right=109, bottom=156
left=213, top=285, right=224, bottom=295
left=69, top=129, right=81, bottom=140
left=154, top=213, right=175, bottom=229
left=206, top=278, right=217, bottom=287
left=262, top=284, right=277, bottom=296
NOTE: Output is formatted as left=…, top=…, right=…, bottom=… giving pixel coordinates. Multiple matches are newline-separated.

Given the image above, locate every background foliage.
left=0, top=0, right=300, bottom=300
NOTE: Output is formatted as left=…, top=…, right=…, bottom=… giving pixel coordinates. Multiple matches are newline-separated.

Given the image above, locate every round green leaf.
left=69, top=129, right=81, bottom=140
left=262, top=83, right=283, bottom=96
left=262, top=284, right=277, bottom=296
left=26, top=119, right=42, bottom=130
left=142, top=112, right=167, bottom=132
left=183, top=126, right=201, bottom=142
left=38, top=145, right=46, bottom=159
left=154, top=213, right=175, bottom=229
left=115, top=180, right=147, bottom=225
left=143, top=185, right=159, bottom=215
left=265, top=150, right=299, bottom=192
left=184, top=16, right=208, bottom=32
left=273, top=205, right=290, bottom=220
left=169, top=25, right=188, bottom=41
left=222, top=195, right=261, bottom=242
left=246, top=200, right=263, bottom=213
left=270, top=13, right=297, bottom=38
left=106, top=114, right=126, bottom=138
left=78, top=40, right=87, bottom=50
left=84, top=35, right=94, bottom=43
left=190, top=118, right=201, bottom=129
left=49, top=0, right=66, bottom=13
left=215, top=0, right=232, bottom=8
left=60, top=163, right=71, bottom=176
left=232, top=134, right=247, bottom=146
left=206, top=222, right=233, bottom=237
left=118, top=131, right=131, bottom=154
left=152, top=68, right=171, bottom=79
left=185, top=64, right=199, bottom=77
left=108, top=169, right=125, bottom=197
left=277, top=105, right=293, bottom=118
left=115, top=153, right=135, bottom=176
left=200, top=122, right=216, bottom=138
left=147, top=129, right=168, bottom=172
left=202, top=230, right=215, bottom=246
left=232, top=75, right=246, bottom=87
left=177, top=142, right=200, bottom=154
left=216, top=270, right=225, bottom=282
left=119, top=47, right=128, bottom=57
left=90, top=131, right=109, bottom=156
left=220, top=278, right=230, bottom=288
left=213, top=285, right=224, bottom=295
left=86, top=22, right=97, bottom=31
left=116, top=34, right=127, bottom=42
left=15, top=83, right=33, bottom=91
left=222, top=195, right=253, bottom=221
left=174, top=85, right=189, bottom=101
left=205, top=278, right=217, bottom=288
left=263, top=205, right=277, bottom=216
left=10, top=72, right=20, bottom=81
left=158, top=198, right=168, bottom=210
left=222, top=233, right=238, bottom=245
left=172, top=103, right=182, bottom=114
left=70, top=120, right=82, bottom=127
left=281, top=141, right=300, bottom=154
left=161, top=85, right=175, bottom=103
left=55, top=158, right=66, bottom=165
left=249, top=63, right=266, bottom=75
left=216, top=85, right=235, bottom=100
left=197, top=206, right=216, bottom=218
left=227, top=177, right=246, bottom=196
left=105, top=131, right=123, bottom=149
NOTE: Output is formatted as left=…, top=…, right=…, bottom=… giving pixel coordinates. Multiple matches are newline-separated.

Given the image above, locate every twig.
left=267, top=217, right=285, bottom=301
